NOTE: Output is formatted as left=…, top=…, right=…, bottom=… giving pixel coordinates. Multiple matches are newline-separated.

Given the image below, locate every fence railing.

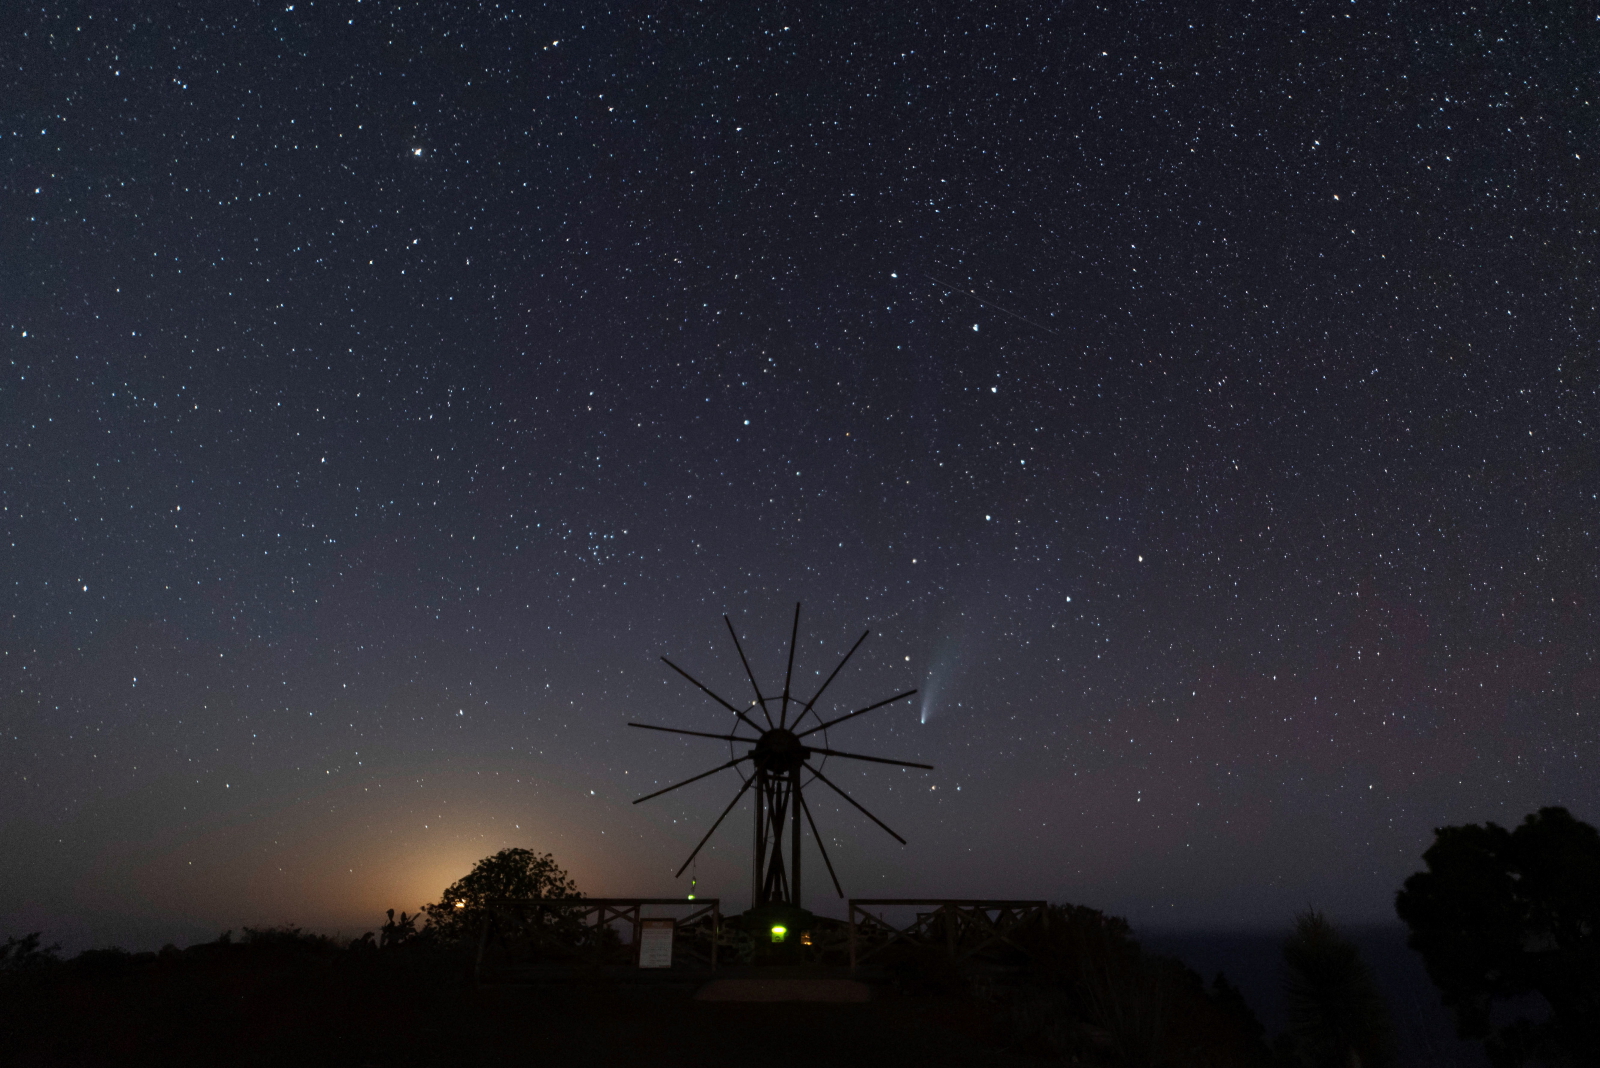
left=847, top=899, right=1048, bottom=971
left=475, top=897, right=721, bottom=982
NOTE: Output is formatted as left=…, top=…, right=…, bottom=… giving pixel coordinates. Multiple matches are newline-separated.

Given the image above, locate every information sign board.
left=638, top=918, right=674, bottom=968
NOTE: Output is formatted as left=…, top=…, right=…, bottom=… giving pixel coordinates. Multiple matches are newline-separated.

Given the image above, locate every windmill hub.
left=752, top=728, right=806, bottom=774
left=630, top=604, right=932, bottom=911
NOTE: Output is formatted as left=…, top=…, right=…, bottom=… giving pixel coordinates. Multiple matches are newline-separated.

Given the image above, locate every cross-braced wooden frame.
left=474, top=897, right=722, bottom=983
left=847, top=899, right=1048, bottom=971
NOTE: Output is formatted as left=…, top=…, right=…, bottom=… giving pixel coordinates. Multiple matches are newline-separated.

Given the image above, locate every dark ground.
left=3, top=955, right=1057, bottom=1068
left=6, top=922, right=1501, bottom=1066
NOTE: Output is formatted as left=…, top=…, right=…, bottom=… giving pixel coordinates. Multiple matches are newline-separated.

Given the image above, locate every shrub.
left=1280, top=910, right=1393, bottom=1068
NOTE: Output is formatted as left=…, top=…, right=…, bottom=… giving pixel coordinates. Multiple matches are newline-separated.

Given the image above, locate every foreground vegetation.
left=0, top=911, right=1275, bottom=1068
left=4, top=806, right=1595, bottom=1067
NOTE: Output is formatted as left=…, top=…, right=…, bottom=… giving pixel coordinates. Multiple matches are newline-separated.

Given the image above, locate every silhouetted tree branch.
left=0, top=933, right=60, bottom=973
left=1395, top=806, right=1600, bottom=1068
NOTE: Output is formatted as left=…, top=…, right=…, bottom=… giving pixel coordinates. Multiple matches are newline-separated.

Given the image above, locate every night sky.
left=5, top=1, right=1597, bottom=952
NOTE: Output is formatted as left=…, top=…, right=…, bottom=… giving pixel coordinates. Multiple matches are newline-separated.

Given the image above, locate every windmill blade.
left=629, top=722, right=756, bottom=744
left=800, top=629, right=869, bottom=716
left=632, top=755, right=750, bottom=804
left=779, top=602, right=800, bottom=727
left=805, top=761, right=907, bottom=845
left=674, top=773, right=758, bottom=878
left=660, top=657, right=766, bottom=734
left=795, top=784, right=844, bottom=898
left=723, top=615, right=774, bottom=727
left=798, top=689, right=918, bottom=738
left=806, top=746, right=934, bottom=770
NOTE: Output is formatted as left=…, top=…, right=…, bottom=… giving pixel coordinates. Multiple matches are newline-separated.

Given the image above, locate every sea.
left=1138, top=925, right=1491, bottom=1067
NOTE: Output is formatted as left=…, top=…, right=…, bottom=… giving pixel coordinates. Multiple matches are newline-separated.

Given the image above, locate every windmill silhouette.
left=631, top=604, right=929, bottom=910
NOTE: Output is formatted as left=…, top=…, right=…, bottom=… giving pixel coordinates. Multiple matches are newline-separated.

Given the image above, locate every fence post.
left=848, top=902, right=858, bottom=973
left=473, top=914, right=491, bottom=988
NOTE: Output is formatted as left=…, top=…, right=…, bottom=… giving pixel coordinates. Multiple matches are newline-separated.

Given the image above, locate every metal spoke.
left=800, top=629, right=869, bottom=716
left=796, top=786, right=844, bottom=898
left=798, top=689, right=918, bottom=738
left=724, top=615, right=774, bottom=728
left=675, top=774, right=758, bottom=877
left=661, top=657, right=766, bottom=734
left=779, top=602, right=800, bottom=727
left=628, top=722, right=756, bottom=744
left=806, top=746, right=933, bottom=770
left=805, top=762, right=907, bottom=845
left=632, top=755, right=750, bottom=804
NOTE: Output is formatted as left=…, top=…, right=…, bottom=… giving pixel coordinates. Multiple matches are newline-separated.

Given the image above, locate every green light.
left=687, top=894, right=696, bottom=900
left=770, top=925, right=787, bottom=943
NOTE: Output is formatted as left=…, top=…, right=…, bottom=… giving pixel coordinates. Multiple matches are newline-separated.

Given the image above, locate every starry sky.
left=4, top=1, right=1597, bottom=951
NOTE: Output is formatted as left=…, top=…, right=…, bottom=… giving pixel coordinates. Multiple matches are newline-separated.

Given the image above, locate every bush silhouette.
left=373, top=907, right=418, bottom=948
left=1001, top=903, right=1271, bottom=1066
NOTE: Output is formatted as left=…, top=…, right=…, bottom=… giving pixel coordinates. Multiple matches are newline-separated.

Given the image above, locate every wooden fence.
left=847, top=899, right=1048, bottom=971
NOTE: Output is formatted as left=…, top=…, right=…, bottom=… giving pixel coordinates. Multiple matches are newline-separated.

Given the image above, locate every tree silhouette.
left=1281, top=910, right=1393, bottom=1068
left=422, top=847, right=581, bottom=942
left=1395, top=806, right=1600, bottom=1067
left=0, top=932, right=60, bottom=972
